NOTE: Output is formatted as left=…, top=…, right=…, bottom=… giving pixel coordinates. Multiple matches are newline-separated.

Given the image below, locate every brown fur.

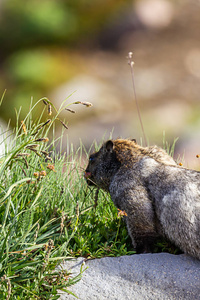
left=112, top=139, right=176, bottom=166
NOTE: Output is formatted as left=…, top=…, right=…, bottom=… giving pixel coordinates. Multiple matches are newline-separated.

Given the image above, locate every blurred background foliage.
left=0, top=0, right=131, bottom=120
left=0, top=0, right=200, bottom=167
left=0, top=0, right=130, bottom=53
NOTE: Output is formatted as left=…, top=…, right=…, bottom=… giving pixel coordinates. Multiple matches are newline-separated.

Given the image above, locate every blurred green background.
left=0, top=0, right=131, bottom=117
left=1, top=0, right=200, bottom=167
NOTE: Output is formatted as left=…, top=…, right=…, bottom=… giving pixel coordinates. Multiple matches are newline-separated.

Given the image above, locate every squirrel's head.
left=84, top=138, right=176, bottom=191
left=84, top=140, right=121, bottom=191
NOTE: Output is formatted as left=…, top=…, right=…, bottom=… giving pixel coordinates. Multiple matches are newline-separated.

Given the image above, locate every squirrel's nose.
left=84, top=171, right=91, bottom=179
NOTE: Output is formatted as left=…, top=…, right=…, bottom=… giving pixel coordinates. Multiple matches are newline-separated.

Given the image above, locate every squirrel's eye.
left=89, top=157, right=95, bottom=162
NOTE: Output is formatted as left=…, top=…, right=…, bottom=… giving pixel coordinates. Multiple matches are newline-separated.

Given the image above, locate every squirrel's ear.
left=105, top=140, right=114, bottom=152
left=131, top=139, right=136, bottom=143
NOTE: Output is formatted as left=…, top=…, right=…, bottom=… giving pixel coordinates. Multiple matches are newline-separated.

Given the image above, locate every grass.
left=0, top=94, right=182, bottom=299
left=0, top=98, right=135, bottom=299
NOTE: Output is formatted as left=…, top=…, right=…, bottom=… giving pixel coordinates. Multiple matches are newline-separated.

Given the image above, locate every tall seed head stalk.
left=127, top=52, right=147, bottom=146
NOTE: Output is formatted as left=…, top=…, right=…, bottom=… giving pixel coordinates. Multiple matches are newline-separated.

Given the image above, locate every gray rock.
left=58, top=254, right=200, bottom=300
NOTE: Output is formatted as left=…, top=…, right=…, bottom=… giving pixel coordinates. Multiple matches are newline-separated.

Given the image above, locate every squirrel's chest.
left=108, top=170, right=144, bottom=209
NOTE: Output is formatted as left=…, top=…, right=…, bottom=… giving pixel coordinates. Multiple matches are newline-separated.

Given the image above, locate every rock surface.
left=59, top=253, right=200, bottom=300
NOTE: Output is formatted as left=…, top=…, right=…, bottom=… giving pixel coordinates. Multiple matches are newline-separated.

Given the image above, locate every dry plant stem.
left=34, top=223, right=40, bottom=242
left=1, top=275, right=11, bottom=300
left=76, top=201, right=79, bottom=218
left=6, top=277, right=11, bottom=300
left=128, top=52, right=147, bottom=147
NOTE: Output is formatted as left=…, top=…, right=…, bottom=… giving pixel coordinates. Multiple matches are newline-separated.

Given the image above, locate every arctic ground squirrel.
left=85, top=139, right=200, bottom=259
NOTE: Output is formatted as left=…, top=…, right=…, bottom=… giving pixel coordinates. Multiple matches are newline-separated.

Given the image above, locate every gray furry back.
left=137, top=157, right=200, bottom=259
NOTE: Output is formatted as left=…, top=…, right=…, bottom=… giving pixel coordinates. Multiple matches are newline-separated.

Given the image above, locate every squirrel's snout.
left=84, top=171, right=92, bottom=179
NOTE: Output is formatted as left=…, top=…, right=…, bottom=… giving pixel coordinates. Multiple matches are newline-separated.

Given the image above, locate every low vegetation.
left=0, top=98, right=135, bottom=299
